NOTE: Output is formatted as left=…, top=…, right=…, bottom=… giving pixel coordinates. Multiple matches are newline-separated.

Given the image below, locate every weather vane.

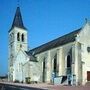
left=17, top=0, right=20, bottom=6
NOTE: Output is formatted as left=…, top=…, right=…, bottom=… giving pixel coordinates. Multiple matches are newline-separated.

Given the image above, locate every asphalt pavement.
left=0, top=83, right=47, bottom=90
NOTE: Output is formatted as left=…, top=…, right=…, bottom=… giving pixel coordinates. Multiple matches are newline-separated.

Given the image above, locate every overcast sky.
left=0, top=0, right=90, bottom=75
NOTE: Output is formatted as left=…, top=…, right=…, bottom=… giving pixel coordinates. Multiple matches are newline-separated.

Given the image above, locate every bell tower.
left=8, top=7, right=28, bottom=81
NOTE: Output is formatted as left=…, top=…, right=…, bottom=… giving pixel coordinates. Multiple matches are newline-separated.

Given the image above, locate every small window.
left=21, top=34, right=24, bottom=42
left=17, top=32, right=20, bottom=41
left=87, top=47, right=90, bottom=52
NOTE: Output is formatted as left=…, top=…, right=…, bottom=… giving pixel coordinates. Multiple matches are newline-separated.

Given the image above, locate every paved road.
left=47, top=85, right=90, bottom=90
left=0, top=82, right=90, bottom=90
left=0, top=83, right=47, bottom=90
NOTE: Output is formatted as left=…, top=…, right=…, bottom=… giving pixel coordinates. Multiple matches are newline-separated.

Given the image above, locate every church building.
left=8, top=7, right=90, bottom=85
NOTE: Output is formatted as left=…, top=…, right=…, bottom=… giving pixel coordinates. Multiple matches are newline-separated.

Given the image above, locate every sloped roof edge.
left=28, top=28, right=82, bottom=55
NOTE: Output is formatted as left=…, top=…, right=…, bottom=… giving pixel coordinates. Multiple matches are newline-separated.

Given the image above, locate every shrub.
left=14, top=80, right=20, bottom=83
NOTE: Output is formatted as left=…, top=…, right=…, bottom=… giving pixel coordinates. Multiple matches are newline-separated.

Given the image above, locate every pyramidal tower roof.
left=9, top=7, right=26, bottom=32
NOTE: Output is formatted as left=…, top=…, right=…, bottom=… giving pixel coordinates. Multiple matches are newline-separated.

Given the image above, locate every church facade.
left=8, top=7, right=90, bottom=85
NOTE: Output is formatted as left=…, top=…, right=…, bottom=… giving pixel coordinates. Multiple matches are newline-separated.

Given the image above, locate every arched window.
left=67, top=55, right=72, bottom=85
left=21, top=34, right=24, bottom=42
left=67, top=55, right=72, bottom=75
left=42, top=58, right=46, bottom=82
left=17, top=32, right=20, bottom=41
left=53, top=54, right=57, bottom=76
left=67, top=55, right=71, bottom=67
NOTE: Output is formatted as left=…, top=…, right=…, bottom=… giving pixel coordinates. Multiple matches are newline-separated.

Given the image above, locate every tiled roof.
left=25, top=51, right=37, bottom=62
left=9, top=7, right=26, bottom=32
left=28, top=28, right=81, bottom=55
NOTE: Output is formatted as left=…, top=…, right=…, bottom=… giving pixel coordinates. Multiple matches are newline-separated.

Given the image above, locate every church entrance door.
left=87, top=71, right=90, bottom=81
